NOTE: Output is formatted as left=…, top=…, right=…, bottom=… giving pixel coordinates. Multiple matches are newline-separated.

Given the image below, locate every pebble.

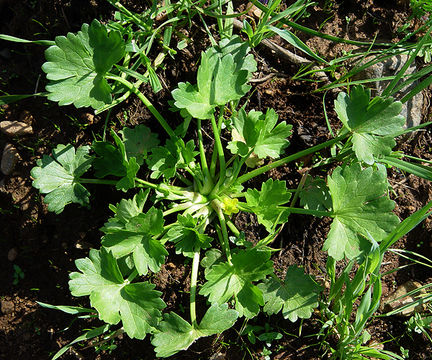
left=0, top=120, right=33, bottom=137
left=1, top=143, right=19, bottom=175
left=7, top=248, right=18, bottom=262
left=382, top=280, right=426, bottom=316
left=0, top=299, right=14, bottom=315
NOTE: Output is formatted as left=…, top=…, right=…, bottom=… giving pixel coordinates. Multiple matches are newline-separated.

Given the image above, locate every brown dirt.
left=1, top=0, right=432, bottom=359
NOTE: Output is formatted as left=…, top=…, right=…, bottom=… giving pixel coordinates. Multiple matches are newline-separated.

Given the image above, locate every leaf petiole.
left=236, top=135, right=346, bottom=184
left=190, top=250, right=200, bottom=327
left=106, top=75, right=175, bottom=138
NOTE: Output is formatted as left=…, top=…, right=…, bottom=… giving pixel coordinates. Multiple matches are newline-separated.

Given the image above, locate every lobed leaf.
left=259, top=266, right=321, bottom=322
left=324, top=163, right=400, bottom=260
left=334, top=85, right=405, bottom=165
left=31, top=144, right=93, bottom=214
left=152, top=303, right=238, bottom=357
left=69, top=248, right=165, bottom=339
left=228, top=108, right=292, bottom=163
left=199, top=248, right=273, bottom=318
left=102, top=207, right=167, bottom=275
left=163, top=214, right=212, bottom=257
left=245, top=178, right=291, bottom=231
left=172, top=36, right=256, bottom=119
left=147, top=138, right=198, bottom=180
left=42, top=20, right=125, bottom=109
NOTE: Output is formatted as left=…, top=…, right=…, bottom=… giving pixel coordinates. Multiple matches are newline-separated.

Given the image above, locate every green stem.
left=135, top=178, right=187, bottom=197
left=210, top=114, right=226, bottom=191
left=236, top=135, right=346, bottom=184
left=215, top=203, right=232, bottom=263
left=190, top=250, right=200, bottom=327
left=79, top=178, right=118, bottom=185
left=197, top=119, right=211, bottom=180
left=237, top=202, right=332, bottom=218
left=106, top=75, right=175, bottom=138
left=226, top=220, right=240, bottom=237
left=163, top=203, right=192, bottom=217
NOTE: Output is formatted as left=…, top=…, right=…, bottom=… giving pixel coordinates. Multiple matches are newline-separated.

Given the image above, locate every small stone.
left=382, top=280, right=426, bottom=316
left=81, top=112, right=94, bottom=125
left=1, top=143, right=19, bottom=175
left=7, top=248, right=18, bottom=261
left=0, top=120, right=33, bottom=136
left=1, top=299, right=14, bottom=315
left=247, top=2, right=262, bottom=18
left=353, top=54, right=424, bottom=129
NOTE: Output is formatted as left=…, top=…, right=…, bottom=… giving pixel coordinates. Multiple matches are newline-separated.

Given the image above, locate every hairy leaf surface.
left=69, top=248, right=165, bottom=339
left=42, top=20, right=125, bottom=109
left=31, top=144, right=93, bottom=214
left=324, top=163, right=399, bottom=260
left=259, top=266, right=321, bottom=322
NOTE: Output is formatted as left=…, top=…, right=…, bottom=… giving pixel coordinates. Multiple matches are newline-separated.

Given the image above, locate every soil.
left=1, top=0, right=432, bottom=359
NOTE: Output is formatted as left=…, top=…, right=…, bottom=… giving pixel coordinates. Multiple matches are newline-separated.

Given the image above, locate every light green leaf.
left=106, top=190, right=149, bottom=225
left=258, top=266, right=321, bottom=322
left=152, top=303, right=238, bottom=357
left=245, top=179, right=291, bottom=231
left=42, top=20, right=125, bottom=109
left=199, top=248, right=273, bottom=318
left=163, top=214, right=212, bottom=257
left=172, top=37, right=256, bottom=120
left=119, top=125, right=159, bottom=166
left=334, top=85, right=405, bottom=164
left=31, top=144, right=93, bottom=214
left=69, top=248, right=165, bottom=339
left=147, top=138, right=198, bottom=179
left=228, top=108, right=292, bottom=160
left=102, top=207, right=167, bottom=275
left=324, top=163, right=399, bottom=260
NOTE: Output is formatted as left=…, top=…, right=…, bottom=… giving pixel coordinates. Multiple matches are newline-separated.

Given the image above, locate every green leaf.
left=199, top=248, right=273, bottom=318
left=119, top=125, right=159, bottom=166
left=93, top=130, right=140, bottom=191
left=172, top=37, right=256, bottom=119
left=152, top=303, right=238, bottom=357
left=228, top=108, right=292, bottom=161
left=245, top=179, right=291, bottom=231
left=334, top=86, right=405, bottom=164
left=147, top=138, right=198, bottom=179
left=69, top=248, right=165, bottom=339
left=324, top=163, right=399, bottom=260
left=102, top=207, right=167, bottom=275
left=107, top=190, right=149, bottom=225
left=163, top=214, right=212, bottom=257
left=31, top=144, right=93, bottom=214
left=299, top=176, right=332, bottom=211
left=42, top=20, right=125, bottom=109
left=258, top=266, right=321, bottom=322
